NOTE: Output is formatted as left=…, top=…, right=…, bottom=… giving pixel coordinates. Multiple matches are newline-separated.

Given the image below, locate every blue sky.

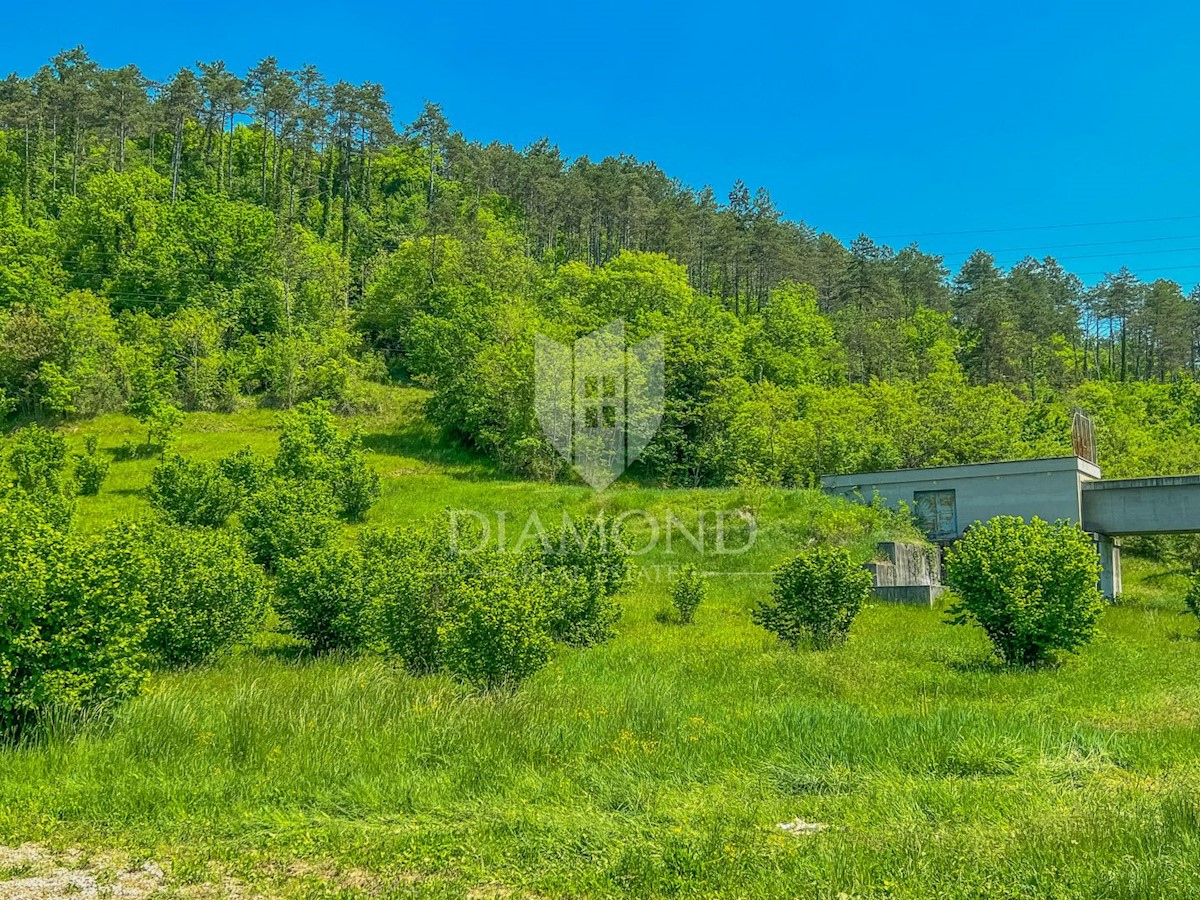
left=5, top=0, right=1200, bottom=289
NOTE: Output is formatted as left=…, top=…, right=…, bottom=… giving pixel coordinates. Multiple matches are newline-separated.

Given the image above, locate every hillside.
left=3, top=46, right=1200, bottom=900
left=0, top=391, right=1197, bottom=897
left=4, top=49, right=1200, bottom=492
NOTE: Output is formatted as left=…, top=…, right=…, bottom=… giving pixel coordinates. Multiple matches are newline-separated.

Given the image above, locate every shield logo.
left=535, top=320, right=664, bottom=491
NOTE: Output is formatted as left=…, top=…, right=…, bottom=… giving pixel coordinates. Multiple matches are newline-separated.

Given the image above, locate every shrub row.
left=0, top=498, right=269, bottom=735
left=274, top=516, right=630, bottom=690
left=148, top=399, right=381, bottom=534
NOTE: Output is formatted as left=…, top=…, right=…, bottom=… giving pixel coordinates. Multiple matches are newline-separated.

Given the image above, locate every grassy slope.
left=1, top=388, right=1199, bottom=899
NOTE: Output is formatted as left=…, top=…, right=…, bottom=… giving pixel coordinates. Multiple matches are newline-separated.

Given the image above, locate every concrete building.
left=822, top=456, right=1200, bottom=598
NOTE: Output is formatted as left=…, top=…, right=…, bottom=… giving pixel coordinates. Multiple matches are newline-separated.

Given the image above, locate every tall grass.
left=1, top=388, right=1199, bottom=897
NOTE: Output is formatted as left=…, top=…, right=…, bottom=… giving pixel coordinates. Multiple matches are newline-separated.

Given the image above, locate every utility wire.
left=877, top=214, right=1200, bottom=240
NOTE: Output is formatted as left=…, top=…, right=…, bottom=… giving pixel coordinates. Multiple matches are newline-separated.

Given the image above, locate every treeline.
left=3, top=48, right=1200, bottom=482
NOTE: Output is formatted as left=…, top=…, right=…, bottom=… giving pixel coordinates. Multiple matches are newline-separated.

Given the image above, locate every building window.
left=914, top=489, right=958, bottom=540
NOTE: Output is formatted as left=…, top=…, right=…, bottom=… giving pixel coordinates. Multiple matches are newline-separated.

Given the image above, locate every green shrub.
left=0, top=499, right=149, bottom=734
left=276, top=546, right=368, bottom=654
left=944, top=516, right=1105, bottom=665
left=534, top=517, right=629, bottom=645
left=439, top=553, right=556, bottom=691
left=753, top=547, right=873, bottom=648
left=148, top=454, right=240, bottom=528
left=132, top=400, right=183, bottom=455
left=134, top=522, right=269, bottom=667
left=240, top=478, right=340, bottom=571
left=7, top=425, right=68, bottom=495
left=362, top=523, right=457, bottom=674
left=73, top=435, right=109, bottom=496
left=364, top=518, right=568, bottom=688
left=671, top=565, right=707, bottom=624
left=274, top=400, right=381, bottom=520
left=4, top=426, right=75, bottom=527
left=1187, top=574, right=1200, bottom=624
left=328, top=455, right=383, bottom=521
left=217, top=447, right=272, bottom=500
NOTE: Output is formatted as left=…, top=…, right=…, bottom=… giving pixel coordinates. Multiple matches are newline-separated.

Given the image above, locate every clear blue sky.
left=6, top=0, right=1200, bottom=290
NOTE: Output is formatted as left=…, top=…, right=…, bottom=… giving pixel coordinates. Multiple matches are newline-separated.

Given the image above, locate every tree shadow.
left=247, top=643, right=312, bottom=663
left=361, top=423, right=521, bottom=484
left=941, top=653, right=1062, bottom=674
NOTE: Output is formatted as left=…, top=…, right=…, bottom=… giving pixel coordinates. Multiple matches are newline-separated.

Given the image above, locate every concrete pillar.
left=1096, top=534, right=1122, bottom=599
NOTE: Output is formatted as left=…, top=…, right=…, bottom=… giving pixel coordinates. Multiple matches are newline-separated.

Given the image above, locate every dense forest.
left=3, top=47, right=1200, bottom=484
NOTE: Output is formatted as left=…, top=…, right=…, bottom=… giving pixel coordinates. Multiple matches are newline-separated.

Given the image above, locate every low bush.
left=944, top=516, right=1105, bottom=665
left=534, top=517, right=629, bottom=645
left=149, top=454, right=240, bottom=528
left=275, top=400, right=381, bottom=520
left=0, top=499, right=149, bottom=734
left=363, top=523, right=457, bottom=674
left=239, top=477, right=340, bottom=571
left=134, top=522, right=269, bottom=667
left=753, top=547, right=873, bottom=648
left=73, top=436, right=109, bottom=496
left=217, top=447, right=272, bottom=500
left=328, top=454, right=383, bottom=521
left=671, top=565, right=707, bottom=624
left=276, top=545, right=368, bottom=654
left=365, top=517, right=585, bottom=689
left=7, top=425, right=68, bottom=496
left=439, top=553, right=556, bottom=691
left=4, top=426, right=75, bottom=527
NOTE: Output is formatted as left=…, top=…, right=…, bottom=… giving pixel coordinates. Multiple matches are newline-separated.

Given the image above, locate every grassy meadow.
left=2, top=388, right=1200, bottom=898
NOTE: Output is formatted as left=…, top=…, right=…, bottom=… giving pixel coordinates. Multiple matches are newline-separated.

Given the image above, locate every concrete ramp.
left=1082, top=475, right=1200, bottom=535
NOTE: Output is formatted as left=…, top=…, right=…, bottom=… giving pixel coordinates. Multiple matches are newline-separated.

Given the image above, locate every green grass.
left=3, top=388, right=1200, bottom=898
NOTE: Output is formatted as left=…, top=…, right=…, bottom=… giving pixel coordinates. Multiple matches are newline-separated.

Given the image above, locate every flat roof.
left=1084, top=473, right=1200, bottom=491
left=822, top=456, right=1102, bottom=487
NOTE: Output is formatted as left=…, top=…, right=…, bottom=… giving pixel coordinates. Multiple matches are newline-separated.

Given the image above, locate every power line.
left=1013, top=245, right=1200, bottom=263
left=877, top=214, right=1200, bottom=240
left=956, top=232, right=1200, bottom=256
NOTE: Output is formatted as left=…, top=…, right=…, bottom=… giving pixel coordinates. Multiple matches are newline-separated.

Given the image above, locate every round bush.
left=671, top=565, right=708, bottom=624
left=753, top=547, right=873, bottom=648
left=7, top=425, right=68, bottom=496
left=439, top=555, right=556, bottom=691
left=0, top=499, right=149, bottom=734
left=533, top=518, right=629, bottom=646
left=329, top=455, right=382, bottom=521
left=362, top=523, right=456, bottom=674
left=239, top=478, right=340, bottom=571
left=944, top=516, right=1105, bottom=665
left=274, top=400, right=381, bottom=520
left=73, top=437, right=110, bottom=496
left=275, top=545, right=368, bottom=654
left=364, top=520, right=567, bottom=688
left=134, top=522, right=269, bottom=667
left=217, top=447, right=272, bottom=500
left=149, top=454, right=240, bottom=528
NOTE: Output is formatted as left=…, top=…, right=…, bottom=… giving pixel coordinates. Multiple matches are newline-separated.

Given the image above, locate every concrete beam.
left=1082, top=475, right=1200, bottom=535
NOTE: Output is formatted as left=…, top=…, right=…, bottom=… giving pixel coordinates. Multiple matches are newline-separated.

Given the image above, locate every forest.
left=3, top=47, right=1200, bottom=484
left=5, top=45, right=1200, bottom=898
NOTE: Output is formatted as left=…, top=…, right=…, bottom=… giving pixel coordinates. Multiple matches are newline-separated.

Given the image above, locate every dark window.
left=914, top=489, right=958, bottom=539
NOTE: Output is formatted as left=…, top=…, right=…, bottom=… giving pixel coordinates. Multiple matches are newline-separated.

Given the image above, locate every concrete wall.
left=864, top=541, right=945, bottom=606
left=1082, top=475, right=1200, bottom=535
left=822, top=457, right=1102, bottom=539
